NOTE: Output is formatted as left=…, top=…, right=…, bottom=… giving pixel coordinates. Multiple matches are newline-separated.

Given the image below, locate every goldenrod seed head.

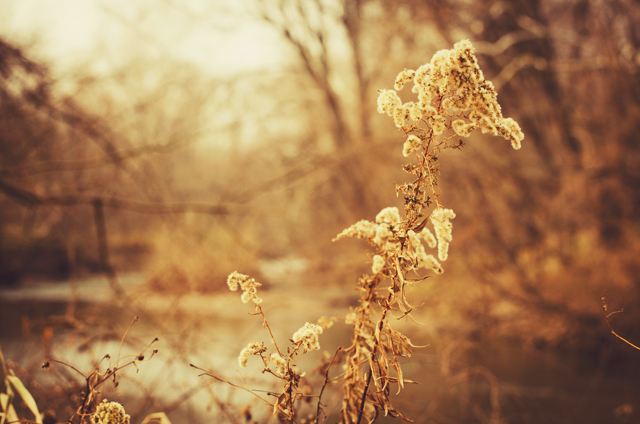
left=393, top=105, right=408, bottom=128
left=408, top=103, right=423, bottom=121
left=91, top=400, right=130, bottom=424
left=418, top=253, right=444, bottom=274
left=380, top=40, right=524, bottom=151
left=421, top=228, right=437, bottom=249
left=227, top=271, right=262, bottom=304
left=402, top=135, right=422, bottom=157
left=238, top=348, right=252, bottom=368
left=345, top=310, right=357, bottom=325
left=333, top=219, right=378, bottom=241
left=432, top=115, right=446, bottom=135
left=292, top=322, right=323, bottom=352
left=452, top=119, right=476, bottom=137
left=375, top=207, right=401, bottom=225
left=394, top=68, right=416, bottom=91
left=430, top=208, right=456, bottom=261
left=238, top=342, right=265, bottom=368
left=372, top=255, right=385, bottom=274
left=269, top=353, right=287, bottom=376
left=316, top=316, right=335, bottom=330
left=377, top=89, right=402, bottom=115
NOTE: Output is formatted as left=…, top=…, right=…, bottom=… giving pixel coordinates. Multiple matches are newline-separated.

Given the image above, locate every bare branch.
left=0, top=179, right=231, bottom=215
left=602, top=291, right=640, bottom=351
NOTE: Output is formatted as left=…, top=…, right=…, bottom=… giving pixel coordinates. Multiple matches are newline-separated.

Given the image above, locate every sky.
left=0, top=0, right=291, bottom=78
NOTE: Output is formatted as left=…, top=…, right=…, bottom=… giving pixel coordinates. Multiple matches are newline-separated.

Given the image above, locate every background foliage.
left=0, top=1, right=639, bottom=423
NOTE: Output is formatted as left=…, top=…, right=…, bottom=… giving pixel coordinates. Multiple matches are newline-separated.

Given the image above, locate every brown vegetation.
left=1, top=0, right=639, bottom=423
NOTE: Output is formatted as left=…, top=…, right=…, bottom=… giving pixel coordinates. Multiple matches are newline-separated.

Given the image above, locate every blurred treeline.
left=1, top=0, right=639, bottom=350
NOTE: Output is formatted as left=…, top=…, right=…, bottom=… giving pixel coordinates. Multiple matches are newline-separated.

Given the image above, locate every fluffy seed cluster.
left=407, top=230, right=443, bottom=274
left=372, top=255, right=385, bottom=274
left=430, top=208, right=456, bottom=261
left=332, top=219, right=378, bottom=241
left=344, top=309, right=357, bottom=325
left=316, top=315, right=336, bottom=330
left=431, top=114, right=446, bottom=135
left=452, top=119, right=476, bottom=137
left=227, top=271, right=262, bottom=304
left=377, top=39, right=524, bottom=149
left=375, top=207, right=402, bottom=225
left=91, top=400, right=130, bottom=424
left=292, top=322, right=323, bottom=352
left=238, top=342, right=266, bottom=368
left=334, top=207, right=444, bottom=275
left=394, top=68, right=416, bottom=91
left=269, top=353, right=287, bottom=377
left=334, top=208, right=397, bottom=247
left=402, top=135, right=422, bottom=157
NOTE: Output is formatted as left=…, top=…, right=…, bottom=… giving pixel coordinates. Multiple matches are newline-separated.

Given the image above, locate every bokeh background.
left=0, top=1, right=639, bottom=423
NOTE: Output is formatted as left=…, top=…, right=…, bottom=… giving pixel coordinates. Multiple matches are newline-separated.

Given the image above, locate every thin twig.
left=190, top=364, right=275, bottom=406
left=42, top=359, right=86, bottom=379
left=602, top=291, right=640, bottom=351
left=315, top=347, right=342, bottom=423
left=356, top=365, right=373, bottom=424
left=255, top=305, right=284, bottom=357
left=116, top=316, right=139, bottom=367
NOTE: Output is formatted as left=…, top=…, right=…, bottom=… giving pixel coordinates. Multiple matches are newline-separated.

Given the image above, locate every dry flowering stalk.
left=332, top=40, right=523, bottom=423
left=292, top=322, right=323, bottom=352
left=42, top=318, right=158, bottom=424
left=199, top=40, right=522, bottom=424
left=201, top=270, right=336, bottom=421
left=227, top=271, right=263, bottom=304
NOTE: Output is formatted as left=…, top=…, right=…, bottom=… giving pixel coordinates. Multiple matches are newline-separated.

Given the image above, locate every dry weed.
left=196, top=40, right=523, bottom=424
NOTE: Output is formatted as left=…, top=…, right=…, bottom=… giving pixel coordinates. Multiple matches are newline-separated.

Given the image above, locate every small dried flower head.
left=394, top=68, right=416, bottom=91
left=91, top=400, right=130, bottom=424
left=372, top=255, right=385, bottom=274
left=452, top=119, right=476, bottom=137
left=408, top=103, right=423, bottom=121
left=393, top=104, right=409, bottom=128
left=316, top=316, right=336, bottom=330
left=238, top=342, right=266, bottom=368
left=292, top=322, right=323, bottom=352
left=420, top=227, right=437, bottom=248
left=334, top=208, right=402, bottom=248
left=227, top=271, right=262, bottom=304
left=344, top=308, right=357, bottom=325
left=417, top=252, right=444, bottom=274
left=378, top=40, right=524, bottom=150
left=372, top=224, right=392, bottom=246
left=431, top=115, right=446, bottom=135
left=498, top=117, right=524, bottom=150
left=375, top=207, right=401, bottom=225
left=333, top=219, right=378, bottom=241
left=269, top=353, right=287, bottom=377
left=430, top=208, right=456, bottom=261
left=403, top=135, right=422, bottom=157
left=377, top=89, right=402, bottom=115
left=413, top=64, right=430, bottom=90
left=406, top=231, right=441, bottom=273
left=420, top=103, right=437, bottom=117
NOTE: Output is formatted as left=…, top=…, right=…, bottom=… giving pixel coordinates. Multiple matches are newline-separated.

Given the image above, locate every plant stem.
left=356, top=365, right=373, bottom=424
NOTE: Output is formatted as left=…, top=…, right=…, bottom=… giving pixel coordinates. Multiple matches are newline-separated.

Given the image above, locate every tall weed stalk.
left=200, top=40, right=524, bottom=424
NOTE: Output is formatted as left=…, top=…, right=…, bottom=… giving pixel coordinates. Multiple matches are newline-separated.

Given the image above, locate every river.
left=1, top=267, right=638, bottom=424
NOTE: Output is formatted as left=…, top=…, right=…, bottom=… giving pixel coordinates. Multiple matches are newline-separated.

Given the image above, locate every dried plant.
left=199, top=40, right=523, bottom=424
left=41, top=317, right=159, bottom=424
left=336, top=39, right=522, bottom=424
left=1, top=345, right=42, bottom=424
left=193, top=271, right=336, bottom=422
